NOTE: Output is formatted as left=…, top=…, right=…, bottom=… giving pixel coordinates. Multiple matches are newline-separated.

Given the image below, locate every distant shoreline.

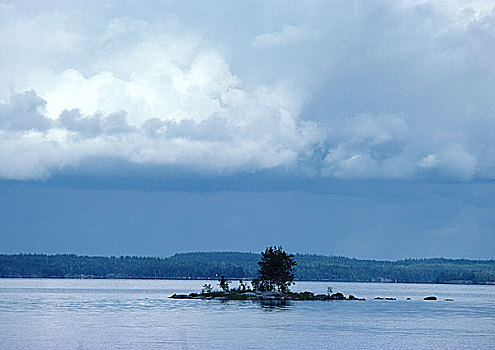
left=1, top=275, right=494, bottom=286
left=1, top=252, right=494, bottom=285
left=2, top=276, right=494, bottom=286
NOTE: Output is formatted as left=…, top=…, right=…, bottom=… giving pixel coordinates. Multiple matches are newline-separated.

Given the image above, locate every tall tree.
left=252, top=246, right=297, bottom=293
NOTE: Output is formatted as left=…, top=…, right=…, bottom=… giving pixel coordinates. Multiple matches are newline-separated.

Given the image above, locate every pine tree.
left=252, top=246, right=297, bottom=293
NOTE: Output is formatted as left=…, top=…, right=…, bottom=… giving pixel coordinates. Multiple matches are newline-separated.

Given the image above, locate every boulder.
left=298, top=291, right=315, bottom=299
left=423, top=296, right=437, bottom=301
left=329, top=292, right=345, bottom=300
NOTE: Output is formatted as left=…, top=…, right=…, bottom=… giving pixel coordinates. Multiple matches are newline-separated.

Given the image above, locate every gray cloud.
left=59, top=109, right=133, bottom=137
left=0, top=90, right=51, bottom=131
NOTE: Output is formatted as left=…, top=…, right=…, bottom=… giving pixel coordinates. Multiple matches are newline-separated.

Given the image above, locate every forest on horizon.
left=1, top=252, right=494, bottom=285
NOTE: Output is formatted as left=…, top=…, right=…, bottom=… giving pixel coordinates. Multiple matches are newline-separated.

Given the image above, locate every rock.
left=347, top=294, right=365, bottom=301
left=169, top=294, right=192, bottom=299
left=329, top=292, right=345, bottom=300
left=406, top=298, right=411, bottom=300
left=374, top=296, right=396, bottom=301
left=423, top=296, right=437, bottom=301
left=298, top=291, right=315, bottom=299
left=444, top=298, right=454, bottom=301
left=314, top=294, right=328, bottom=300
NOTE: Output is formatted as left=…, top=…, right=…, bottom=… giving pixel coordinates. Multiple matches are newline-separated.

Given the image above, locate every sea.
left=0, top=279, right=493, bottom=349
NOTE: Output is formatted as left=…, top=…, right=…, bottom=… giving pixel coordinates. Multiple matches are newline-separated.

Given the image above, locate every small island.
left=170, top=246, right=365, bottom=302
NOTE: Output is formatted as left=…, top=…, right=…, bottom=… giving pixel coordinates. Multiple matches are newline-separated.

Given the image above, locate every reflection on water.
left=217, top=298, right=291, bottom=310
left=258, top=299, right=291, bottom=310
left=0, top=279, right=494, bottom=349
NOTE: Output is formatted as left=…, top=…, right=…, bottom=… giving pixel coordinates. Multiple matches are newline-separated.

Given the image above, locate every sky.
left=0, top=0, right=494, bottom=259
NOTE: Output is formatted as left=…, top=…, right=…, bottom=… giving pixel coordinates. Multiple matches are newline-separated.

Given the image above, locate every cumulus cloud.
left=0, top=85, right=321, bottom=179
left=0, top=1, right=494, bottom=181
left=0, top=43, right=321, bottom=179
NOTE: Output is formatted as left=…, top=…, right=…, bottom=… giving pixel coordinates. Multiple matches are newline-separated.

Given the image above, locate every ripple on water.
left=0, top=279, right=494, bottom=350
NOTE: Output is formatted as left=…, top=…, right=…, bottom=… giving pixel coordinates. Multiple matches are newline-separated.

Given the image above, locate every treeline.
left=1, top=252, right=494, bottom=284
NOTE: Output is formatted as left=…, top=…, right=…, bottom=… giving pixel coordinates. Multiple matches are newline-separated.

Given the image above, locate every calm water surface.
left=0, top=279, right=494, bottom=349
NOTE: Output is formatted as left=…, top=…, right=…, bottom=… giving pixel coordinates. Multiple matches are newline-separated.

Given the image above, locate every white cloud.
left=0, top=36, right=321, bottom=179
left=0, top=84, right=321, bottom=179
left=0, top=6, right=82, bottom=98
left=0, top=1, right=494, bottom=181
left=252, top=25, right=320, bottom=49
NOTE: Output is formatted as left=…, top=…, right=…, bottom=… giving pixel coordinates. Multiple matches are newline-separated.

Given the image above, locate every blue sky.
left=0, top=1, right=494, bottom=259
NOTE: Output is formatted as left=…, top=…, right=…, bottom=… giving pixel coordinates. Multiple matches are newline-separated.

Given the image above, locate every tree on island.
left=202, top=283, right=213, bottom=293
left=251, top=246, right=297, bottom=293
left=219, top=275, right=230, bottom=292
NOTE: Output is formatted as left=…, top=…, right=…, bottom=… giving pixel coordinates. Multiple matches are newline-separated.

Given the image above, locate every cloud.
left=252, top=25, right=320, bottom=49
left=0, top=90, right=51, bottom=131
left=58, top=109, right=133, bottom=137
left=0, top=84, right=321, bottom=179
left=321, top=114, right=411, bottom=179
left=320, top=112, right=483, bottom=180
left=0, top=1, right=494, bottom=181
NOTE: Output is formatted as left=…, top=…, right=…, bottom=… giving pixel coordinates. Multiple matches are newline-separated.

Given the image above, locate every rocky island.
left=168, top=247, right=450, bottom=303
left=170, top=290, right=365, bottom=301
left=170, top=246, right=366, bottom=302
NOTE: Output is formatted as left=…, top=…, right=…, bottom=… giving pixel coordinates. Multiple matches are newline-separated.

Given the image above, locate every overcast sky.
left=1, top=1, right=494, bottom=259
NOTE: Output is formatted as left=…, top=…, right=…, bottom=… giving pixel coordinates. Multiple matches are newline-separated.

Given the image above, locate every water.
left=0, top=279, right=494, bottom=349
